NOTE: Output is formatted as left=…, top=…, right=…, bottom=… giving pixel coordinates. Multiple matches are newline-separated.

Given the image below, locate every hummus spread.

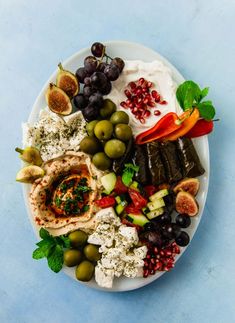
left=29, top=151, right=103, bottom=236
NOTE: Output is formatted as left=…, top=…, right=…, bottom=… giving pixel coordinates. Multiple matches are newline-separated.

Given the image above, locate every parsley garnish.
left=32, top=228, right=70, bottom=273
left=122, top=163, right=139, bottom=186
left=82, top=205, right=89, bottom=213
left=176, top=81, right=216, bottom=120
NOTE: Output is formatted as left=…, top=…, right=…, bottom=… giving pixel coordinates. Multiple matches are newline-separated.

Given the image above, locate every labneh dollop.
left=106, top=60, right=181, bottom=136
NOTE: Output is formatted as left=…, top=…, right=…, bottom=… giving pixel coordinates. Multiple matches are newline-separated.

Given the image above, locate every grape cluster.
left=73, top=42, right=125, bottom=121
left=142, top=211, right=191, bottom=249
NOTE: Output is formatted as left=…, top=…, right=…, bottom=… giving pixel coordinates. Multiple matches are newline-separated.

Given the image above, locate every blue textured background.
left=1, top=0, right=234, bottom=322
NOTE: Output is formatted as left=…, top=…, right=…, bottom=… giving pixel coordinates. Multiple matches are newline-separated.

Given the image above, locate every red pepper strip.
left=185, top=119, right=214, bottom=138
left=95, top=196, right=116, bottom=208
left=135, top=112, right=182, bottom=145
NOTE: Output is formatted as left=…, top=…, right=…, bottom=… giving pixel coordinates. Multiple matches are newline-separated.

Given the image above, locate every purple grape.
left=176, top=214, right=191, bottom=228
left=162, top=224, right=174, bottom=240
left=172, top=224, right=181, bottom=239
left=146, top=231, right=163, bottom=247
left=111, top=57, right=125, bottom=73
left=83, top=86, right=95, bottom=97
left=90, top=72, right=108, bottom=90
left=89, top=93, right=103, bottom=108
left=91, top=42, right=105, bottom=58
left=175, top=231, right=190, bottom=247
left=82, top=104, right=99, bottom=121
left=158, top=213, right=172, bottom=224
left=97, top=62, right=108, bottom=72
left=84, top=77, right=91, bottom=85
left=104, top=64, right=120, bottom=81
left=84, top=56, right=98, bottom=74
left=73, top=94, right=88, bottom=110
left=76, top=67, right=89, bottom=83
left=99, top=80, right=112, bottom=95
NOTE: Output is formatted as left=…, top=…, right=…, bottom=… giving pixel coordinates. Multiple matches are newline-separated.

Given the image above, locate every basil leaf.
left=176, top=81, right=201, bottom=110
left=47, top=245, right=64, bottom=273
left=197, top=101, right=216, bottom=120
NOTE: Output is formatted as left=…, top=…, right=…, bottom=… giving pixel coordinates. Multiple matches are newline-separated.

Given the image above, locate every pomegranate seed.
left=145, top=93, right=151, bottom=101
left=124, top=89, right=132, bottom=98
left=143, top=110, right=151, bottom=118
left=154, top=110, right=161, bottom=116
left=120, top=101, right=128, bottom=108
left=150, top=258, right=156, bottom=264
left=160, top=250, right=165, bottom=256
left=150, top=269, right=156, bottom=275
left=147, top=81, right=153, bottom=88
left=143, top=269, right=149, bottom=278
left=160, top=100, right=167, bottom=105
left=142, top=87, right=148, bottom=93
left=138, top=77, right=145, bottom=86
left=165, top=250, right=173, bottom=257
left=143, top=97, right=149, bottom=104
left=147, top=101, right=156, bottom=108
left=140, top=118, right=145, bottom=124
left=126, top=99, right=132, bottom=106
left=151, top=90, right=158, bottom=97
left=129, top=82, right=136, bottom=90
left=136, top=89, right=142, bottom=96
left=144, top=260, right=149, bottom=267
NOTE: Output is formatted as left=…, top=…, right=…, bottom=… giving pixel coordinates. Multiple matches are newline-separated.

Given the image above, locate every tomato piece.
left=114, top=176, right=128, bottom=195
left=144, top=185, right=157, bottom=197
left=121, top=218, right=142, bottom=231
left=125, top=203, right=143, bottom=215
left=95, top=196, right=116, bottom=208
left=128, top=188, right=148, bottom=209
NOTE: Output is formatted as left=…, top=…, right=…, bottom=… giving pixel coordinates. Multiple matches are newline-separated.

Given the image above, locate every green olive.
left=75, top=260, right=95, bottom=282
left=86, top=120, right=99, bottom=136
left=64, top=249, right=82, bottom=267
left=92, top=152, right=112, bottom=170
left=79, top=136, right=101, bottom=155
left=104, top=139, right=126, bottom=159
left=100, top=99, right=117, bottom=118
left=110, top=111, right=129, bottom=125
left=84, top=244, right=101, bottom=262
left=94, top=120, right=113, bottom=140
left=68, top=230, right=88, bottom=248
left=114, top=124, right=133, bottom=141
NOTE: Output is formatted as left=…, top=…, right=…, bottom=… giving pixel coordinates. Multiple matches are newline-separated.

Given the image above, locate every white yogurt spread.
left=106, top=60, right=181, bottom=136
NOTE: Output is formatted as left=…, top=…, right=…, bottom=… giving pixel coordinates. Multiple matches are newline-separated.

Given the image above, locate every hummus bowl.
left=22, top=41, right=209, bottom=292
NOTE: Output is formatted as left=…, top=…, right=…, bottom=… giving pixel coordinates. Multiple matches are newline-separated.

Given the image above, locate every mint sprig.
left=122, top=163, right=139, bottom=186
left=32, top=228, right=70, bottom=273
left=176, top=81, right=216, bottom=120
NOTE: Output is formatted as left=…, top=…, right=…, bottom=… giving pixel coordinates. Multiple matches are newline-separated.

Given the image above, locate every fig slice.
left=46, top=83, right=72, bottom=115
left=175, top=191, right=198, bottom=216
left=56, top=63, right=79, bottom=98
left=16, top=165, right=45, bottom=183
left=173, top=178, right=200, bottom=196
left=15, top=147, right=43, bottom=166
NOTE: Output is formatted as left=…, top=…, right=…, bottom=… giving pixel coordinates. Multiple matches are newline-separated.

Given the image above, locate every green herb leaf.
left=197, top=101, right=216, bottom=120
left=82, top=205, right=89, bottom=213
left=39, top=227, right=50, bottom=240
left=47, top=245, right=64, bottom=273
left=122, top=163, right=139, bottom=186
left=32, top=247, right=47, bottom=260
left=199, top=87, right=209, bottom=102
left=56, top=235, right=71, bottom=249
left=176, top=81, right=201, bottom=110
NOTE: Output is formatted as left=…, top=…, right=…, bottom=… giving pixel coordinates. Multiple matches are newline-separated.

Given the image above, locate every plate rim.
left=22, top=40, right=210, bottom=292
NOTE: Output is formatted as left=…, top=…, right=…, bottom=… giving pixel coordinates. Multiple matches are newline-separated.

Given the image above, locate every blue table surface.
left=1, top=0, right=235, bottom=322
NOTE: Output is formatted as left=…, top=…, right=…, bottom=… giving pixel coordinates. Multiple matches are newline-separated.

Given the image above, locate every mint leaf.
left=32, top=247, right=47, bottom=259
left=47, top=245, right=64, bottom=273
left=122, top=163, right=139, bottom=186
left=39, top=228, right=50, bottom=240
left=56, top=235, right=71, bottom=249
left=197, top=101, right=216, bottom=120
left=199, top=87, right=209, bottom=102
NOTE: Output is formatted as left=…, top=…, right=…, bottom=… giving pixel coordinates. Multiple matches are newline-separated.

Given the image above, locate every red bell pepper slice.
left=185, top=119, right=214, bottom=138
left=135, top=112, right=181, bottom=145
left=95, top=196, right=116, bottom=208
left=128, top=188, right=147, bottom=209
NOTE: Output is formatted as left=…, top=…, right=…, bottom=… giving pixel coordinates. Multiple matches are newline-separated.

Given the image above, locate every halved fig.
left=46, top=83, right=72, bottom=115
left=175, top=191, right=198, bottom=216
left=56, top=63, right=79, bottom=98
left=16, top=165, right=45, bottom=183
left=173, top=178, right=200, bottom=196
left=15, top=147, right=43, bottom=166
